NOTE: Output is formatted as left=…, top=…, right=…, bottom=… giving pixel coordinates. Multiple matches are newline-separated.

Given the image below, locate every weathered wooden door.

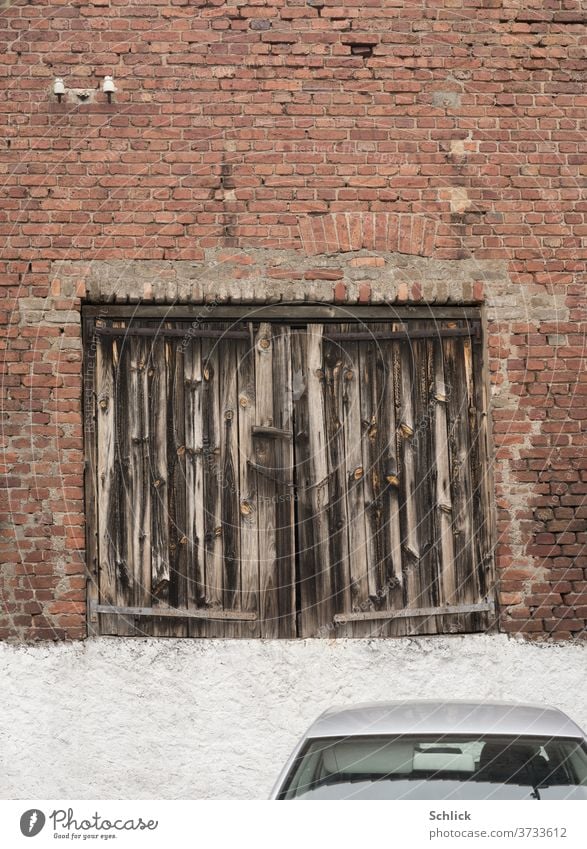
left=292, top=321, right=494, bottom=637
left=86, top=320, right=296, bottom=638
left=85, top=315, right=494, bottom=638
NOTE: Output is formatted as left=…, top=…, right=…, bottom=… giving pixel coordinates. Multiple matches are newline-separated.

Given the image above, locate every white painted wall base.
left=1, top=635, right=585, bottom=799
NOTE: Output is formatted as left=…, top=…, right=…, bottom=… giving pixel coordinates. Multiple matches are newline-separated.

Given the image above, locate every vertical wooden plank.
left=129, top=335, right=153, bottom=635
left=149, top=336, right=170, bottom=611
left=433, top=336, right=457, bottom=608
left=149, top=331, right=180, bottom=639
left=291, top=328, right=320, bottom=638
left=354, top=326, right=405, bottom=637
left=377, top=331, right=405, bottom=637
left=395, top=327, right=422, bottom=625
left=295, top=324, right=335, bottom=637
left=470, top=327, right=495, bottom=615
left=201, top=334, right=224, bottom=638
left=110, top=333, right=146, bottom=637
left=83, top=318, right=99, bottom=638
left=339, top=333, right=370, bottom=637
left=411, top=332, right=440, bottom=631
left=464, top=332, right=491, bottom=605
left=443, top=328, right=477, bottom=609
left=374, top=328, right=404, bottom=629
left=272, top=325, right=296, bottom=638
left=111, top=331, right=134, bottom=636
left=218, top=328, right=241, bottom=638
left=357, top=339, right=379, bottom=605
left=95, top=330, right=119, bottom=635
left=136, top=334, right=154, bottom=637
left=164, top=335, right=188, bottom=637
left=185, top=336, right=207, bottom=638
left=322, top=327, right=352, bottom=636
left=254, top=322, right=279, bottom=638
left=236, top=328, right=260, bottom=637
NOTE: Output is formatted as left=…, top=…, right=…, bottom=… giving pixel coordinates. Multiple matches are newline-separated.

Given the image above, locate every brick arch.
left=299, top=213, right=438, bottom=257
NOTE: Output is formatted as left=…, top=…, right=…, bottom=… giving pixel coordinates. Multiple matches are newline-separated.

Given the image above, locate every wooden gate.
left=83, top=314, right=495, bottom=638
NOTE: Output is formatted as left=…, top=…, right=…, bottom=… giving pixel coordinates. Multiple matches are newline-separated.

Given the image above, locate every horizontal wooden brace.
left=247, top=460, right=295, bottom=488
left=323, top=327, right=479, bottom=342
left=83, top=304, right=482, bottom=322
left=91, top=602, right=257, bottom=621
left=93, top=326, right=249, bottom=339
left=333, top=599, right=494, bottom=624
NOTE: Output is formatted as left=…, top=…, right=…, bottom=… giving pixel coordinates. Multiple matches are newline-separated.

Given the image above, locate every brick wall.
left=0, top=0, right=585, bottom=641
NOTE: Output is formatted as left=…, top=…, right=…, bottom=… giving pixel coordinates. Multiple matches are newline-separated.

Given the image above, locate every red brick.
left=0, top=2, right=585, bottom=646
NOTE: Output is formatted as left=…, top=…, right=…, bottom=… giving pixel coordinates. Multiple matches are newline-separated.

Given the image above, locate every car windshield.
left=278, top=734, right=587, bottom=800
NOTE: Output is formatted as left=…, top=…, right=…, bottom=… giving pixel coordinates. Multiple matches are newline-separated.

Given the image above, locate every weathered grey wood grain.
left=433, top=337, right=457, bottom=609
left=470, top=330, right=496, bottom=625
left=411, top=331, right=440, bottom=634
left=236, top=328, right=261, bottom=637
left=219, top=327, right=241, bottom=638
left=88, top=314, right=491, bottom=641
left=297, top=325, right=334, bottom=637
left=322, top=326, right=352, bottom=636
left=96, top=331, right=119, bottom=635
left=83, top=318, right=99, bottom=638
left=334, top=599, right=493, bottom=623
left=149, top=337, right=170, bottom=608
left=86, top=304, right=482, bottom=322
left=375, top=330, right=405, bottom=637
left=357, top=338, right=379, bottom=606
left=160, top=336, right=187, bottom=637
left=201, top=335, right=225, bottom=637
left=291, top=329, right=319, bottom=638
left=272, top=324, right=296, bottom=638
left=130, top=336, right=154, bottom=636
left=339, top=332, right=370, bottom=638
left=91, top=602, right=257, bottom=621
left=396, top=327, right=421, bottom=623
left=254, top=323, right=279, bottom=638
left=185, top=337, right=207, bottom=638
left=444, top=329, right=477, bottom=611
left=111, top=329, right=135, bottom=636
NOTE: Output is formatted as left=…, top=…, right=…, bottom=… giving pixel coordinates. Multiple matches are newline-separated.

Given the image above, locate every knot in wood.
left=259, top=337, right=271, bottom=350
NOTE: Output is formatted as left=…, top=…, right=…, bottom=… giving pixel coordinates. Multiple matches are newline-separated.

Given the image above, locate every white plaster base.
left=1, top=635, right=585, bottom=799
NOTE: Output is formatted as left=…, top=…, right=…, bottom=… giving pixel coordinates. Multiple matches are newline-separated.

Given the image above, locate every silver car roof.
left=305, top=700, right=585, bottom=740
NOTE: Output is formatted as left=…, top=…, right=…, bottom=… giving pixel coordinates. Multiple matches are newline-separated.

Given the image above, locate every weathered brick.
left=0, top=0, right=585, bottom=644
